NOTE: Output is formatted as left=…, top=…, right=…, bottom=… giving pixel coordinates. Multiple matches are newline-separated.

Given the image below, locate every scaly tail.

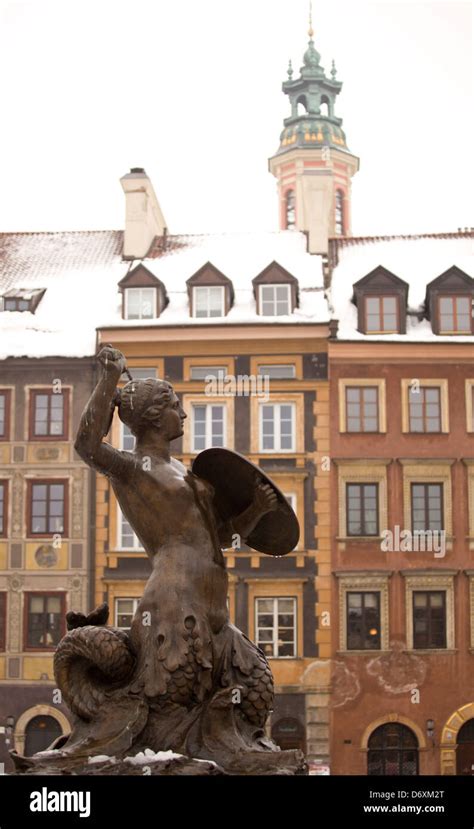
left=54, top=625, right=136, bottom=721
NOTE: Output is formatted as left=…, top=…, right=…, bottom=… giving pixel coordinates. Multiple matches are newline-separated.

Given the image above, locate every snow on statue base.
left=11, top=347, right=306, bottom=777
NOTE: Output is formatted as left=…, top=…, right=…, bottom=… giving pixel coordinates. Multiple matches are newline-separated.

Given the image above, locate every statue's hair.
left=116, top=378, right=174, bottom=436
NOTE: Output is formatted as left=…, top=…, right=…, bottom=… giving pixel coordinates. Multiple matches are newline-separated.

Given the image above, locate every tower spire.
left=268, top=9, right=360, bottom=252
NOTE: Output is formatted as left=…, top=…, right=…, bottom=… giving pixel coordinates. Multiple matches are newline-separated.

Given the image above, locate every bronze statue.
left=12, top=347, right=305, bottom=775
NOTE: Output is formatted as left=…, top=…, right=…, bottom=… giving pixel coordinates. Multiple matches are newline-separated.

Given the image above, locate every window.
left=346, top=483, right=379, bottom=536
left=345, top=386, right=379, bottom=432
left=28, top=481, right=67, bottom=536
left=118, top=510, right=143, bottom=550
left=0, top=481, right=7, bottom=537
left=285, top=191, right=295, bottom=230
left=25, top=593, right=65, bottom=649
left=30, top=389, right=68, bottom=439
left=193, top=286, right=225, bottom=318
left=413, top=591, right=446, bottom=649
left=121, top=422, right=135, bottom=452
left=190, top=366, right=227, bottom=381
left=124, top=287, right=156, bottom=320
left=339, top=379, right=386, bottom=433
left=0, top=593, right=6, bottom=651
left=368, top=723, right=418, bottom=776
left=338, top=573, right=390, bottom=651
left=115, top=598, right=140, bottom=631
left=258, top=364, right=296, bottom=380
left=4, top=297, right=29, bottom=311
left=260, top=403, right=295, bottom=452
left=335, top=190, right=344, bottom=236
left=192, top=404, right=225, bottom=451
left=255, top=597, right=296, bottom=657
left=408, top=386, right=441, bottom=432
left=259, top=284, right=291, bottom=316
left=438, top=296, right=472, bottom=334
left=346, top=592, right=381, bottom=650
left=401, top=380, right=448, bottom=434
left=126, top=367, right=157, bottom=380
left=364, top=296, right=398, bottom=333
left=337, top=462, right=388, bottom=543
left=466, top=382, right=474, bottom=432
left=0, top=390, right=11, bottom=440
left=2, top=288, right=45, bottom=313
left=411, top=483, right=443, bottom=532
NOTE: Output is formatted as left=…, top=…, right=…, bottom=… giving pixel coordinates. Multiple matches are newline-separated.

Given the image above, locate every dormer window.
left=353, top=267, right=408, bottom=335
left=118, top=265, right=167, bottom=321
left=2, top=288, right=45, bottom=313
left=187, top=263, right=234, bottom=319
left=425, top=266, right=474, bottom=335
left=259, top=284, right=291, bottom=316
left=193, top=286, right=225, bottom=318
left=124, top=287, right=156, bottom=320
left=364, top=296, right=398, bottom=333
left=252, top=262, right=298, bottom=317
left=438, top=296, right=472, bottom=334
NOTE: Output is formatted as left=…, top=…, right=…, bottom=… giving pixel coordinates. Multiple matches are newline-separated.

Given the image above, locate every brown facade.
left=329, top=341, right=474, bottom=775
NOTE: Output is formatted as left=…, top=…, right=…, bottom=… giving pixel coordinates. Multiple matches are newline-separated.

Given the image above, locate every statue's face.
left=153, top=391, right=187, bottom=440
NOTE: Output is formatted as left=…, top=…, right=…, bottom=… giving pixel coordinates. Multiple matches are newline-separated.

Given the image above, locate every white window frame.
left=124, top=287, right=157, bottom=320
left=259, top=402, right=295, bottom=452
left=115, top=597, right=140, bottom=631
left=255, top=596, right=297, bottom=658
left=191, top=403, right=227, bottom=452
left=192, top=286, right=225, bottom=318
left=117, top=507, right=143, bottom=550
left=259, top=283, right=291, bottom=316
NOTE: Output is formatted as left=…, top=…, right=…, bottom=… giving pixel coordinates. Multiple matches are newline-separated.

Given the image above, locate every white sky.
left=0, top=0, right=472, bottom=236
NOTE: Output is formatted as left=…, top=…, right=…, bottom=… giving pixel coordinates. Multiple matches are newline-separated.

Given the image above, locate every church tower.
left=269, top=10, right=359, bottom=254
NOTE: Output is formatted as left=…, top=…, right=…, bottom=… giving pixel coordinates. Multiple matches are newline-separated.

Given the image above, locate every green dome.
left=278, top=119, right=347, bottom=154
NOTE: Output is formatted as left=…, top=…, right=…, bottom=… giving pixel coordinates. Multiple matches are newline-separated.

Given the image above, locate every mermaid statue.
left=12, top=346, right=305, bottom=775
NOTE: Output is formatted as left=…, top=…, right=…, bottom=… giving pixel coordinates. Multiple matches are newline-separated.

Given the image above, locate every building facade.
left=93, top=199, right=333, bottom=764
left=0, top=354, right=94, bottom=766
left=328, top=232, right=474, bottom=775
left=0, top=230, right=125, bottom=768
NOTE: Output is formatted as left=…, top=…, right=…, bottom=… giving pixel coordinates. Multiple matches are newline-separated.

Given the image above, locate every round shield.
left=192, top=447, right=299, bottom=556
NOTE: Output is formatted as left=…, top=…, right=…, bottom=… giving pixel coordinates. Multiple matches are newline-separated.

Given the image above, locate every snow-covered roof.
left=0, top=229, right=327, bottom=359
left=330, top=232, right=474, bottom=342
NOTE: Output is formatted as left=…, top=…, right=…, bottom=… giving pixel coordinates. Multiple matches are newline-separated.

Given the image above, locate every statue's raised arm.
left=74, top=346, right=134, bottom=480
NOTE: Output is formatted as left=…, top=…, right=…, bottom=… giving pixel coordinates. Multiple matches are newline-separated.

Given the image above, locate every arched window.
left=285, top=190, right=296, bottom=230
left=320, top=96, right=330, bottom=117
left=296, top=95, right=308, bottom=116
left=457, top=719, right=474, bottom=775
left=368, top=723, right=419, bottom=776
left=25, top=715, right=62, bottom=756
left=335, top=189, right=344, bottom=236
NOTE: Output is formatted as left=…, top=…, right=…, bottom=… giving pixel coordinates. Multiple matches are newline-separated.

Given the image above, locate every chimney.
left=120, top=168, right=167, bottom=259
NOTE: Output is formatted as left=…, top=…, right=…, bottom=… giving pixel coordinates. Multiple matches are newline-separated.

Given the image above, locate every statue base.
left=10, top=746, right=307, bottom=776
